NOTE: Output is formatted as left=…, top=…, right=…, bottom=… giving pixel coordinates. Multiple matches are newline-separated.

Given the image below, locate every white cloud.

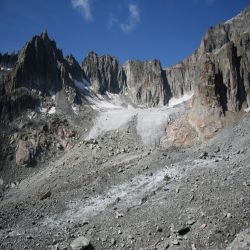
left=71, top=0, right=92, bottom=21
left=120, top=4, right=140, bottom=33
left=108, top=14, right=118, bottom=30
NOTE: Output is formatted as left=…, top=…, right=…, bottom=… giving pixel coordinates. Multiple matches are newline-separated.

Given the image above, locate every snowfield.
left=86, top=92, right=193, bottom=146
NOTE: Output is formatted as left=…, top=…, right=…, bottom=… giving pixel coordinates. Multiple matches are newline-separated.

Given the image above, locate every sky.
left=0, top=0, right=249, bottom=67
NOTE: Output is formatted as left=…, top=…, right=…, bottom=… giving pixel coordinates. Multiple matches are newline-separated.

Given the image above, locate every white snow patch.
left=0, top=67, right=12, bottom=71
left=48, top=106, right=56, bottom=114
left=87, top=109, right=136, bottom=139
left=244, top=107, right=250, bottom=113
left=136, top=106, right=184, bottom=146
left=72, top=105, right=79, bottom=115
left=42, top=167, right=171, bottom=228
left=168, top=93, right=193, bottom=107
left=86, top=93, right=124, bottom=111
left=87, top=93, right=193, bottom=146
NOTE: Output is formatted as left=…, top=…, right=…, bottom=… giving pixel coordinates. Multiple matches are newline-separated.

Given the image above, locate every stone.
left=110, top=238, right=116, bottom=245
left=115, top=211, right=124, bottom=219
left=70, top=236, right=92, bottom=250
left=199, top=152, right=208, bottom=159
left=164, top=174, right=171, bottom=181
left=186, top=219, right=196, bottom=226
left=226, top=228, right=250, bottom=250
left=10, top=182, right=16, bottom=188
left=156, top=226, right=163, bottom=233
left=191, top=243, right=197, bottom=250
left=171, top=239, right=179, bottom=245
left=243, top=181, right=250, bottom=186
left=177, top=227, right=190, bottom=236
left=40, top=190, right=51, bottom=200
left=15, top=140, right=36, bottom=167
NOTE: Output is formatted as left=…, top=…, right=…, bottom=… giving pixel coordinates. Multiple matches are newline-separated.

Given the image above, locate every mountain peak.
left=41, top=28, right=49, bottom=40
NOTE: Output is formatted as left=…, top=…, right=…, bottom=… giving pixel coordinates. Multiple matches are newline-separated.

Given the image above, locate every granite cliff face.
left=82, top=53, right=171, bottom=107
left=122, top=60, right=170, bottom=106
left=82, top=51, right=121, bottom=94
left=164, top=51, right=200, bottom=98
left=160, top=6, right=250, bottom=138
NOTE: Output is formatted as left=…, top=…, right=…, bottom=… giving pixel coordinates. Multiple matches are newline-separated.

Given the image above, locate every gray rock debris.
left=226, top=228, right=250, bottom=250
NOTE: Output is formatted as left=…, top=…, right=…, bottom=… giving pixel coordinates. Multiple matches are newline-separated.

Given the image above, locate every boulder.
left=16, top=140, right=36, bottom=167
left=70, top=236, right=93, bottom=250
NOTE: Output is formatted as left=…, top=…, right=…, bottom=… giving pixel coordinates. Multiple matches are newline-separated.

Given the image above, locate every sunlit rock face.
left=122, top=59, right=170, bottom=107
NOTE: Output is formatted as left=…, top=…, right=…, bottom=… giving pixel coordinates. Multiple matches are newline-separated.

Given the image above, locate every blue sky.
left=0, top=0, right=249, bottom=67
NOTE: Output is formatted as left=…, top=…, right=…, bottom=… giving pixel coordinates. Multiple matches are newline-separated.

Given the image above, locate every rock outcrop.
left=122, top=59, right=170, bottom=106
left=161, top=6, right=250, bottom=139
left=189, top=55, right=225, bottom=139
left=164, top=51, right=200, bottom=98
left=4, top=30, right=65, bottom=94
left=82, top=52, right=171, bottom=106
left=82, top=51, right=121, bottom=94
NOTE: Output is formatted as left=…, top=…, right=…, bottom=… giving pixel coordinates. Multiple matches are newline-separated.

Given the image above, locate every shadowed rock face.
left=82, top=51, right=121, bottom=94
left=4, top=30, right=64, bottom=95
left=65, top=54, right=86, bottom=82
left=164, top=51, right=200, bottom=98
left=0, top=53, right=18, bottom=69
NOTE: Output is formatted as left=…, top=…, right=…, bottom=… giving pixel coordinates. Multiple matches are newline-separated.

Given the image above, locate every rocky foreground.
left=0, top=108, right=250, bottom=250
left=0, top=5, right=250, bottom=250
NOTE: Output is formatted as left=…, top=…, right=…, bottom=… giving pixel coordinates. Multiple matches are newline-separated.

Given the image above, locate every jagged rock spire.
left=41, top=28, right=49, bottom=40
